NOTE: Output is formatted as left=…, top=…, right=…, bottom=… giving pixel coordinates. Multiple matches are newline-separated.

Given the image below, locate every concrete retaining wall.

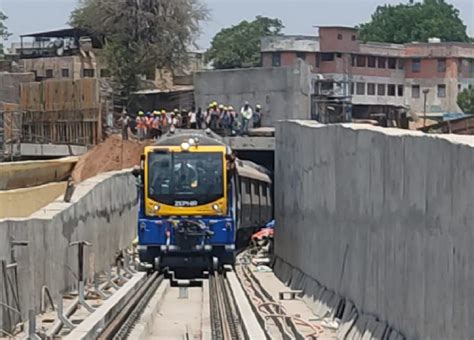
left=0, top=170, right=137, bottom=330
left=275, top=121, right=474, bottom=340
left=194, top=60, right=313, bottom=127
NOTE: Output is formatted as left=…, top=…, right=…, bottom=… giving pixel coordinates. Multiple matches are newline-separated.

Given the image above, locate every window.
left=45, top=69, right=53, bottom=78
left=412, top=58, right=421, bottom=73
left=356, top=55, right=366, bottom=67
left=368, top=56, right=376, bottom=68
left=437, top=84, right=446, bottom=98
left=315, top=54, right=320, bottom=68
left=377, top=57, right=386, bottom=68
left=254, top=182, right=260, bottom=195
left=437, top=58, right=446, bottom=72
left=388, top=84, right=396, bottom=96
left=321, top=53, right=334, bottom=61
left=412, top=85, right=420, bottom=98
left=397, top=85, right=404, bottom=96
left=470, top=59, right=474, bottom=74
left=337, top=33, right=343, bottom=40
left=388, top=58, right=397, bottom=69
left=61, top=69, right=69, bottom=78
left=367, top=83, right=376, bottom=95
left=351, top=55, right=356, bottom=66
left=398, top=59, right=404, bottom=69
left=458, top=84, right=462, bottom=91
left=352, top=35, right=356, bottom=41
left=356, top=82, right=365, bottom=95
left=83, top=68, right=95, bottom=78
left=350, top=82, right=354, bottom=95
left=272, top=53, right=281, bottom=67
left=296, top=52, right=306, bottom=60
left=377, top=84, right=385, bottom=96
left=336, top=52, right=342, bottom=58
left=100, top=69, right=111, bottom=78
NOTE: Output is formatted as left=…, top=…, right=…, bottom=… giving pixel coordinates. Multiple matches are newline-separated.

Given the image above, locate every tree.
left=0, top=11, right=10, bottom=56
left=206, top=16, right=284, bottom=69
left=458, top=88, right=474, bottom=114
left=358, top=0, right=470, bottom=44
left=70, top=0, right=208, bottom=103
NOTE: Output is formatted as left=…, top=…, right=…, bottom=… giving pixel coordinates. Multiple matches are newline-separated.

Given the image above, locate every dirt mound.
left=72, top=135, right=148, bottom=183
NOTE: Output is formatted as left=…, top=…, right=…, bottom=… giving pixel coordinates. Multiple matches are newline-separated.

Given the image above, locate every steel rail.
left=97, top=272, right=164, bottom=340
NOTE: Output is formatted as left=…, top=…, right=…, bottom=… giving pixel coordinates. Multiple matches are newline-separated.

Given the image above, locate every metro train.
left=133, top=129, right=273, bottom=271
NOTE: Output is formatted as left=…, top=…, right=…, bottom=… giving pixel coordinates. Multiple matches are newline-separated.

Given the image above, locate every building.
left=18, top=28, right=107, bottom=81
left=261, top=26, right=474, bottom=120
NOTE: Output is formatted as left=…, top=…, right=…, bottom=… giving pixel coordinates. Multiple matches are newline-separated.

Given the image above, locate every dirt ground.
left=72, top=134, right=149, bottom=183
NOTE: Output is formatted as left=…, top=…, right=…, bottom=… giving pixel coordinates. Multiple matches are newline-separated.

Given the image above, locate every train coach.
left=133, top=129, right=272, bottom=271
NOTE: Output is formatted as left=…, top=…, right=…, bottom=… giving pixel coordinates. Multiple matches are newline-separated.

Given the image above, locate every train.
left=133, top=129, right=273, bottom=271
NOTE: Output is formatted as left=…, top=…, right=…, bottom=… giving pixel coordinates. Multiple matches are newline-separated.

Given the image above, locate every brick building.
left=261, top=26, right=474, bottom=119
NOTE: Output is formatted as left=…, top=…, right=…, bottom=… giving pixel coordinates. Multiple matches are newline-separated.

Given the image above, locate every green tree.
left=458, top=88, right=474, bottom=114
left=0, top=11, right=10, bottom=56
left=359, top=0, right=469, bottom=44
left=70, top=0, right=208, bottom=103
left=206, top=16, right=284, bottom=69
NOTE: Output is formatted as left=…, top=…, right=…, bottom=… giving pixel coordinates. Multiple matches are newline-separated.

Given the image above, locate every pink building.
left=261, top=26, right=474, bottom=118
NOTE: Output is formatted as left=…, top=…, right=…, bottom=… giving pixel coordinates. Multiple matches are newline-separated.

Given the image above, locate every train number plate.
left=174, top=200, right=198, bottom=207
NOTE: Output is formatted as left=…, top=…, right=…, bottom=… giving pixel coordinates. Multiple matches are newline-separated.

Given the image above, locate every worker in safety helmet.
left=254, top=104, right=262, bottom=128
left=136, top=111, right=146, bottom=141
left=240, top=101, right=253, bottom=135
left=151, top=111, right=161, bottom=139
left=160, top=110, right=168, bottom=133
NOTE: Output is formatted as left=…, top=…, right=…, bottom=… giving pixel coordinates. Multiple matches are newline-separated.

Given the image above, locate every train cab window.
left=254, top=182, right=260, bottom=195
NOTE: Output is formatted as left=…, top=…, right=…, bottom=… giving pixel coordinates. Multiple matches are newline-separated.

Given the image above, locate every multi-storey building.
left=261, top=26, right=474, bottom=119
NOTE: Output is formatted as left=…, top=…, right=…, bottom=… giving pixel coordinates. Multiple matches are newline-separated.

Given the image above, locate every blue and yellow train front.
left=136, top=141, right=236, bottom=270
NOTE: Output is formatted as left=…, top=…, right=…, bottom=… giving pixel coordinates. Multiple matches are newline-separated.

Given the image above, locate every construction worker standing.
left=151, top=111, right=161, bottom=139
left=254, top=104, right=262, bottom=128
left=136, top=111, right=146, bottom=141
left=240, top=101, right=253, bottom=135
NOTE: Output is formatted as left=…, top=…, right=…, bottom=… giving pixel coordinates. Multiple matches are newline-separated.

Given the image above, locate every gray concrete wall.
left=194, top=60, right=313, bottom=127
left=0, top=72, right=35, bottom=104
left=275, top=121, right=474, bottom=340
left=0, top=169, right=137, bottom=330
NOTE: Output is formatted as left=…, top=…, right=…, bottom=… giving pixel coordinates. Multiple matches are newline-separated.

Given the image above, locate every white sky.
left=1, top=0, right=473, bottom=49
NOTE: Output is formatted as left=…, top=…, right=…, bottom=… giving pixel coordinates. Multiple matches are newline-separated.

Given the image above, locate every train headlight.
left=153, top=204, right=160, bottom=212
left=212, top=204, right=222, bottom=213
left=180, top=142, right=190, bottom=151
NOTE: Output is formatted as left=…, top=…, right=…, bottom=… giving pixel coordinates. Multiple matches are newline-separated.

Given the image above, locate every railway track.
left=210, top=271, right=245, bottom=340
left=98, top=272, right=164, bottom=339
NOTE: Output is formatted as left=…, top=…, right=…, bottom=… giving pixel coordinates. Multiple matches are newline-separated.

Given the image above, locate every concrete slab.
left=226, top=271, right=266, bottom=340
left=127, top=278, right=170, bottom=339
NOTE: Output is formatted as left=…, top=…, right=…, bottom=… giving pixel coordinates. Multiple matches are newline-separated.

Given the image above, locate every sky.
left=1, top=0, right=473, bottom=50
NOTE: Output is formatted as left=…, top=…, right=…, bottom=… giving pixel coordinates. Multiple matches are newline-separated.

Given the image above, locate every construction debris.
left=72, top=134, right=149, bottom=183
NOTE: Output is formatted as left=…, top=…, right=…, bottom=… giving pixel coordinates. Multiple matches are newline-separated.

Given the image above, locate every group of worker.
left=203, top=101, right=262, bottom=136
left=120, top=101, right=263, bottom=141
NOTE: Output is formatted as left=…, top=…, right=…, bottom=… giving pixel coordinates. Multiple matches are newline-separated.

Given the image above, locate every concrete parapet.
left=0, top=169, right=137, bottom=331
left=275, top=121, right=474, bottom=339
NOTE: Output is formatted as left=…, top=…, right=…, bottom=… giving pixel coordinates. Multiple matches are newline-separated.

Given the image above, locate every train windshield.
left=148, top=151, right=224, bottom=206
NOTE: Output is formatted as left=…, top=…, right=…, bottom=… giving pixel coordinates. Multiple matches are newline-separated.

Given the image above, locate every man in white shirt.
left=240, top=101, right=253, bottom=135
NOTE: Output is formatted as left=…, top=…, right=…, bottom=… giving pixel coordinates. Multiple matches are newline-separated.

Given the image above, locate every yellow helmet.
left=138, top=111, right=144, bottom=116
left=229, top=106, right=234, bottom=111
left=153, top=110, right=159, bottom=116
left=218, top=104, right=224, bottom=109
left=161, top=109, right=166, bottom=115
